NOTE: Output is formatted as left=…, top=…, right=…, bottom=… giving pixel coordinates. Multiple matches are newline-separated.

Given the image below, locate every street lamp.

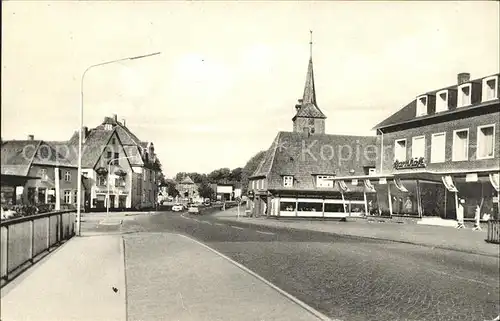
left=76, top=51, right=160, bottom=236
left=107, top=155, right=137, bottom=216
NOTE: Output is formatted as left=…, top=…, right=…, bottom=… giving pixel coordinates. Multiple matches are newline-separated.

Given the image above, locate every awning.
left=364, top=179, right=376, bottom=193
left=337, top=180, right=349, bottom=192
left=394, top=178, right=408, bottom=192
left=490, top=173, right=499, bottom=192
left=442, top=175, right=458, bottom=192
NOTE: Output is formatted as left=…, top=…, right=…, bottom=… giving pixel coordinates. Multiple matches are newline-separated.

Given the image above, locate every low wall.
left=1, top=210, right=76, bottom=287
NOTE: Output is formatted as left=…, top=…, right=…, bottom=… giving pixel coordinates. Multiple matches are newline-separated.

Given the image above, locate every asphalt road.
left=91, top=211, right=500, bottom=321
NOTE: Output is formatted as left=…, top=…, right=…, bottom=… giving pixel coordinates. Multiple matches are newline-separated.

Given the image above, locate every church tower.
left=292, top=31, right=327, bottom=135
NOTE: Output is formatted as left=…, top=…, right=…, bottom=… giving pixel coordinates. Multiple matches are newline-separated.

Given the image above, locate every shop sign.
left=393, top=157, right=426, bottom=170
left=351, top=179, right=358, bottom=186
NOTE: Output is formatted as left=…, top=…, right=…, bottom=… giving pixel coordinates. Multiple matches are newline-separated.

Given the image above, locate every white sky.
left=2, top=1, right=499, bottom=177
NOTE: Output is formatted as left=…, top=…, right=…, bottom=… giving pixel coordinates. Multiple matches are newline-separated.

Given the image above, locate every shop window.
left=477, top=125, right=495, bottom=159
left=346, top=202, right=365, bottom=215
left=38, top=188, right=46, bottom=204
left=316, top=175, right=334, bottom=188
left=452, top=129, right=469, bottom=161
left=482, top=76, right=498, bottom=101
left=457, top=84, right=471, bottom=107
left=389, top=180, right=419, bottom=216
left=324, top=203, right=345, bottom=213
left=412, top=136, right=426, bottom=159
left=279, top=201, right=296, bottom=212
left=431, top=133, right=446, bottom=163
left=394, top=139, right=407, bottom=161
left=455, top=180, right=498, bottom=220
left=63, top=190, right=72, bottom=204
left=420, top=181, right=446, bottom=217
left=435, top=90, right=448, bottom=113
left=416, top=95, right=428, bottom=116
left=297, top=201, right=323, bottom=212
left=283, top=176, right=293, bottom=188
left=27, top=187, right=36, bottom=204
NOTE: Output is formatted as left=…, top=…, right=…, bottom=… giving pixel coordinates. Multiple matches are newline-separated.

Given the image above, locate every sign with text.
left=393, top=157, right=426, bottom=170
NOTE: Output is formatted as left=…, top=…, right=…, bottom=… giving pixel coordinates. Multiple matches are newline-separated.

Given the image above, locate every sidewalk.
left=214, top=208, right=500, bottom=257
left=0, top=232, right=329, bottom=321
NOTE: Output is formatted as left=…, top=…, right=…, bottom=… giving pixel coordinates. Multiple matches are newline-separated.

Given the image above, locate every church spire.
left=302, top=30, right=316, bottom=105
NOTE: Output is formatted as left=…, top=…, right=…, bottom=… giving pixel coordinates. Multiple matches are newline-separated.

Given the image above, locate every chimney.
left=122, top=119, right=126, bottom=127
left=457, top=73, right=470, bottom=85
left=82, top=126, right=89, bottom=141
left=28, top=135, right=34, bottom=141
left=113, top=114, right=118, bottom=122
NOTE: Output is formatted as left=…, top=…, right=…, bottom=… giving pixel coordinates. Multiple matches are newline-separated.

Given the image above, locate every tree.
left=198, top=181, right=214, bottom=199
left=241, top=150, right=267, bottom=194
left=165, top=180, right=179, bottom=198
left=230, top=167, right=243, bottom=183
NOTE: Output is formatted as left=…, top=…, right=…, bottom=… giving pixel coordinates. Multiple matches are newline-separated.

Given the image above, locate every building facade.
left=363, top=72, right=499, bottom=222
left=1, top=137, right=86, bottom=209
left=248, top=43, right=377, bottom=218
left=67, top=115, right=161, bottom=211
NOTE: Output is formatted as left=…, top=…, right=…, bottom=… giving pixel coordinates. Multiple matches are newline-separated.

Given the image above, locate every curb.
left=177, top=233, right=337, bottom=321
left=214, top=215, right=499, bottom=258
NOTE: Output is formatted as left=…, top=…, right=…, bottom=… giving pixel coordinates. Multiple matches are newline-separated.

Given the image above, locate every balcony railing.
left=0, top=210, right=75, bottom=287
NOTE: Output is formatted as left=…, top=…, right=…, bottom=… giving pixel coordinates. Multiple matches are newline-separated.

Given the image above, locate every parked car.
left=188, top=204, right=201, bottom=214
left=172, top=204, right=184, bottom=212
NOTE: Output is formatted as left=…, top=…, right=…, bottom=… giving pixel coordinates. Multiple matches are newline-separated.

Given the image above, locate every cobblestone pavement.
left=84, top=211, right=500, bottom=321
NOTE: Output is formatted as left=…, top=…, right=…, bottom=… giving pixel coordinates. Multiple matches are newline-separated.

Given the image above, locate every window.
left=316, top=175, right=334, bottom=188
left=431, top=133, right=446, bottom=163
left=73, top=191, right=78, bottom=204
left=283, top=176, right=294, bottom=187
left=115, top=177, right=126, bottom=187
left=64, top=171, right=71, bottom=182
left=27, top=187, right=36, bottom=204
left=308, top=118, right=315, bottom=125
left=482, top=76, right=498, bottom=101
left=114, top=153, right=119, bottom=165
left=112, top=138, right=116, bottom=145
left=104, top=124, right=112, bottom=131
left=107, top=151, right=112, bottom=159
left=411, top=136, right=426, bottom=159
left=453, top=129, right=469, bottom=161
left=97, top=175, right=107, bottom=186
left=457, top=84, right=471, bottom=107
left=63, top=190, right=71, bottom=204
left=39, top=169, right=47, bottom=180
left=38, top=188, right=46, bottom=204
left=435, top=90, right=448, bottom=113
left=477, top=125, right=495, bottom=159
left=143, top=171, right=147, bottom=182
left=394, top=139, right=407, bottom=161
left=416, top=95, right=428, bottom=116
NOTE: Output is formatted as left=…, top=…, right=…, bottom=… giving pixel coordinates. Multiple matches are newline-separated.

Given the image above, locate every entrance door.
left=118, top=195, right=127, bottom=209
left=109, top=195, right=116, bottom=209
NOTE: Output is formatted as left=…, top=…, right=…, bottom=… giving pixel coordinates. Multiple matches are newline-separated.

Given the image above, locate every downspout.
left=378, top=128, right=384, bottom=174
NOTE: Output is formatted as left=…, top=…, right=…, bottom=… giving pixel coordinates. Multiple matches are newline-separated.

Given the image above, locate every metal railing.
left=486, top=219, right=500, bottom=244
left=1, top=210, right=76, bottom=286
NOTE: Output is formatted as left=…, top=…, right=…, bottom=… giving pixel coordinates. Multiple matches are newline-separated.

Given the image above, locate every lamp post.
left=76, top=52, right=160, bottom=236
left=107, top=155, right=137, bottom=216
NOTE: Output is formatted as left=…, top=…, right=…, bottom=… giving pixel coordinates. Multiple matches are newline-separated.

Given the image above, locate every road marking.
left=230, top=226, right=244, bottom=230
left=201, top=221, right=212, bottom=225
left=177, top=234, right=336, bottom=321
left=256, top=230, right=275, bottom=236
left=214, top=223, right=224, bottom=226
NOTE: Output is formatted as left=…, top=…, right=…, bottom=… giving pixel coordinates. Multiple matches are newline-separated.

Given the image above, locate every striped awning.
left=364, top=179, right=376, bottom=193
left=442, top=175, right=458, bottom=192
left=337, top=180, right=349, bottom=192
left=394, top=178, right=408, bottom=192
left=490, top=173, right=499, bottom=192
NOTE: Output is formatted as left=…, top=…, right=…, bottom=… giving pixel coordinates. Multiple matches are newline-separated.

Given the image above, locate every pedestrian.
left=457, top=198, right=465, bottom=229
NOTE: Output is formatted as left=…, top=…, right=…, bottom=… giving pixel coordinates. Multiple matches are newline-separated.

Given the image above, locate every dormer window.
left=482, top=76, right=498, bottom=101
left=283, top=176, right=294, bottom=188
left=435, top=90, right=448, bottom=113
left=457, top=83, right=472, bottom=107
left=316, top=175, right=334, bottom=188
left=416, top=95, right=428, bottom=116
left=104, top=124, right=113, bottom=131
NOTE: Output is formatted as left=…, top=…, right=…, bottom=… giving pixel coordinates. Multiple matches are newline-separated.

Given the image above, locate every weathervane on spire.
left=309, top=30, right=313, bottom=58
